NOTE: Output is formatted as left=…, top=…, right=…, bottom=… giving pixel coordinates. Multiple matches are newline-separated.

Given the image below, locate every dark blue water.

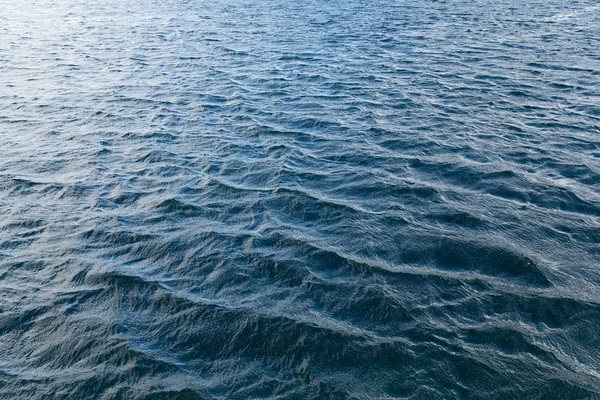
left=1, top=0, right=600, bottom=398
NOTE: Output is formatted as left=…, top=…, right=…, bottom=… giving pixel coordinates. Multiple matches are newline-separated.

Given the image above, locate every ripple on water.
left=1, top=0, right=600, bottom=398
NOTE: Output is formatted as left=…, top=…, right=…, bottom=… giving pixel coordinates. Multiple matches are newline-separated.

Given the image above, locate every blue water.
left=1, top=0, right=600, bottom=398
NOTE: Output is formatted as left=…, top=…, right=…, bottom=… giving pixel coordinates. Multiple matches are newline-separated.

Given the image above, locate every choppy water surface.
left=1, top=0, right=600, bottom=398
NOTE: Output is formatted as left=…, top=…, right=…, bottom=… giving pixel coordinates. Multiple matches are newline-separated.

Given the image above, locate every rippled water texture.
left=1, top=0, right=600, bottom=398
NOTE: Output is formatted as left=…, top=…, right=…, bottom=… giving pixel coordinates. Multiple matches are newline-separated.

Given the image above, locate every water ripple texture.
left=1, top=0, right=599, bottom=398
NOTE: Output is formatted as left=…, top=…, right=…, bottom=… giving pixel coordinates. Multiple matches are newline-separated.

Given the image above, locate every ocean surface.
left=1, top=0, right=599, bottom=398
